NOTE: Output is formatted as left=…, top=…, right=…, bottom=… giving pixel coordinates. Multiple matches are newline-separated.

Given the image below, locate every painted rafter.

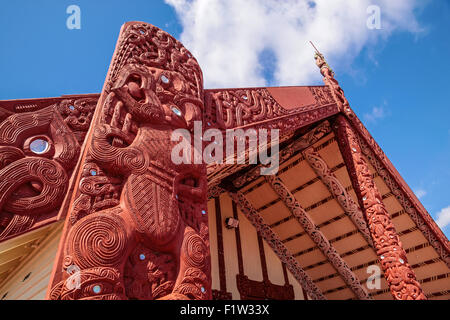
left=303, top=147, right=374, bottom=247
left=228, top=191, right=326, bottom=300
left=334, top=115, right=426, bottom=300
left=265, top=175, right=372, bottom=300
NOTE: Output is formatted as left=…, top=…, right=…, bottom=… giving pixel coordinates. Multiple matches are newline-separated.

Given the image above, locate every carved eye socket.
left=160, top=75, right=170, bottom=84
left=29, top=138, right=49, bottom=155
left=23, top=135, right=54, bottom=157
left=92, top=285, right=102, bottom=294
left=171, top=106, right=182, bottom=117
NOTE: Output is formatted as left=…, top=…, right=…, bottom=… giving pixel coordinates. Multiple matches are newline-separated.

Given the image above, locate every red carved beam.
left=47, top=22, right=211, bottom=300
left=265, top=175, right=372, bottom=300
left=334, top=115, right=426, bottom=300
left=228, top=191, right=326, bottom=300
left=236, top=274, right=295, bottom=300
left=303, top=148, right=374, bottom=247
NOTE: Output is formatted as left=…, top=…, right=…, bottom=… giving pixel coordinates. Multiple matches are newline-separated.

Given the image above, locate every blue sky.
left=0, top=0, right=448, bottom=237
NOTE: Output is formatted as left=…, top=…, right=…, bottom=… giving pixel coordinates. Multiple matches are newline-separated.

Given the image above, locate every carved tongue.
left=184, top=102, right=198, bottom=129
left=127, top=82, right=144, bottom=100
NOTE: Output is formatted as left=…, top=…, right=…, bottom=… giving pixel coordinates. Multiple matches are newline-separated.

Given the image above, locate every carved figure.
left=48, top=22, right=211, bottom=300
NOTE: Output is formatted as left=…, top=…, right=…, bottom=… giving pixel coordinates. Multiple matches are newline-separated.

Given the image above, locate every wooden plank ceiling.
left=0, top=223, right=58, bottom=293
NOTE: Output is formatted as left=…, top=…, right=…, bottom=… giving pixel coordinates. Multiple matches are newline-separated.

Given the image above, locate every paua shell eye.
left=161, top=75, right=170, bottom=84
left=29, top=138, right=49, bottom=154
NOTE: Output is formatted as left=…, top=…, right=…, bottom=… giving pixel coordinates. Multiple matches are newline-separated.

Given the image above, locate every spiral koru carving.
left=90, top=124, right=148, bottom=175
left=66, top=213, right=128, bottom=269
left=173, top=267, right=210, bottom=300
left=183, top=228, right=208, bottom=269
left=53, top=267, right=125, bottom=300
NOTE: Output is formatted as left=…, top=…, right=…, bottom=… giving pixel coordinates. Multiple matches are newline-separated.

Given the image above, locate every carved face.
left=111, top=64, right=203, bottom=130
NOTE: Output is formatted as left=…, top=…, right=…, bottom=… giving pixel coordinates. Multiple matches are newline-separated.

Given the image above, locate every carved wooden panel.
left=212, top=289, right=232, bottom=300
left=47, top=22, right=211, bottom=300
left=204, top=88, right=288, bottom=129
left=236, top=274, right=294, bottom=300
left=0, top=97, right=97, bottom=242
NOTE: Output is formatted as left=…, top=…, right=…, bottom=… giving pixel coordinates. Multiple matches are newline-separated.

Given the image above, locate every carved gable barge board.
left=204, top=85, right=339, bottom=190
left=345, top=110, right=450, bottom=267
left=0, top=94, right=99, bottom=243
left=204, top=85, right=337, bottom=131
left=313, top=50, right=449, bottom=269
left=335, top=115, right=426, bottom=300
left=47, top=22, right=211, bottom=300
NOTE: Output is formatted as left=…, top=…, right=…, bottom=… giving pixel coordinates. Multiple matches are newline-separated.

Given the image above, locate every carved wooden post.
left=265, top=175, right=372, bottom=300
left=334, top=115, right=426, bottom=300
left=47, top=22, right=211, bottom=300
left=229, top=191, right=326, bottom=300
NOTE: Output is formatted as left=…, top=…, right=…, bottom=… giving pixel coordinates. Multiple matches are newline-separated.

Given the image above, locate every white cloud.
left=363, top=99, right=390, bottom=123
left=414, top=189, right=427, bottom=199
left=364, top=106, right=386, bottom=123
left=165, top=0, right=424, bottom=88
left=436, top=206, right=450, bottom=230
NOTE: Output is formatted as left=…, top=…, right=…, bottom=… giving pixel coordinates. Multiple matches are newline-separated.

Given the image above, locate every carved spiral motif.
left=184, top=229, right=207, bottom=269
left=66, top=213, right=128, bottom=269
left=0, top=146, right=25, bottom=170
left=173, top=267, right=209, bottom=300
left=89, top=124, right=147, bottom=174
left=0, top=157, right=68, bottom=215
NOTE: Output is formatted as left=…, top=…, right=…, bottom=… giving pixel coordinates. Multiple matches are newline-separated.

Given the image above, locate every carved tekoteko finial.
left=310, top=42, right=334, bottom=79
left=310, top=41, right=350, bottom=113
